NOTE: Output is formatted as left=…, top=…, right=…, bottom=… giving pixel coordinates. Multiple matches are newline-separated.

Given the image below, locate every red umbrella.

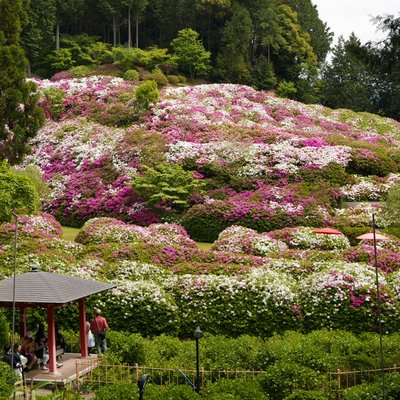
left=313, top=227, right=343, bottom=235
left=356, top=232, right=390, bottom=241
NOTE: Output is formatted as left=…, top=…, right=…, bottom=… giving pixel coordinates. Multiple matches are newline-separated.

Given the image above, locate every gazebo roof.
left=0, top=267, right=116, bottom=306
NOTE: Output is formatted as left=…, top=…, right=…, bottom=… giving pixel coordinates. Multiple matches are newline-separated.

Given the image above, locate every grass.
left=197, top=242, right=213, bottom=251
left=61, top=226, right=80, bottom=242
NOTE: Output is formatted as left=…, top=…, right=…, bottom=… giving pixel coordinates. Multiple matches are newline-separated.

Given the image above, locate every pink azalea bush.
left=76, top=217, right=197, bottom=248
left=212, top=225, right=287, bottom=256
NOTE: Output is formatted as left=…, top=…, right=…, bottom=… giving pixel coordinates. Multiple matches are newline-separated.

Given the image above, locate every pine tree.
left=0, top=0, right=45, bottom=165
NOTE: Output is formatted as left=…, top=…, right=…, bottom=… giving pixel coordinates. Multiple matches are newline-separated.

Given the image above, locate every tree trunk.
left=135, top=12, right=139, bottom=48
left=128, top=8, right=132, bottom=48
left=56, top=23, right=60, bottom=50
left=113, top=15, right=117, bottom=47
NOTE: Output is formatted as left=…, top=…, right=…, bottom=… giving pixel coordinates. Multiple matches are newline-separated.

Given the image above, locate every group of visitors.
left=2, top=324, right=64, bottom=376
left=1, top=308, right=109, bottom=378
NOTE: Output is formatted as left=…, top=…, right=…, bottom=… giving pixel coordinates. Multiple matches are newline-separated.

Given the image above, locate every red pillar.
left=47, top=305, right=56, bottom=373
left=79, top=298, right=88, bottom=357
left=19, top=307, right=26, bottom=338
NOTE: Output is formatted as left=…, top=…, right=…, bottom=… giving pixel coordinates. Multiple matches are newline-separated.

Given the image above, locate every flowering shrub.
left=288, top=227, right=350, bottom=250
left=101, top=279, right=180, bottom=336
left=166, top=269, right=299, bottom=337
left=212, top=225, right=287, bottom=256
left=299, top=262, right=400, bottom=332
left=0, top=212, right=62, bottom=242
left=341, top=174, right=400, bottom=201
left=76, top=217, right=197, bottom=251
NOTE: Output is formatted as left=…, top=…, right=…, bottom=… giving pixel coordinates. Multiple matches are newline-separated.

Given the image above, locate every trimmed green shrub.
left=68, top=65, right=93, bottom=78
left=347, top=149, right=397, bottom=177
left=123, top=69, right=140, bottom=81
left=205, top=378, right=269, bottom=400
left=285, top=390, right=328, bottom=400
left=181, top=201, right=232, bottom=242
left=167, top=75, right=180, bottom=84
left=145, top=69, right=168, bottom=86
left=178, top=75, right=187, bottom=83
left=145, top=384, right=201, bottom=400
left=106, top=331, right=147, bottom=365
left=259, top=361, right=324, bottom=400
left=135, top=80, right=159, bottom=109
left=95, top=383, right=138, bottom=400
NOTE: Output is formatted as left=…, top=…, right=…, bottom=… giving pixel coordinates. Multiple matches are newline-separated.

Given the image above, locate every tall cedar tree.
left=0, top=0, right=44, bottom=165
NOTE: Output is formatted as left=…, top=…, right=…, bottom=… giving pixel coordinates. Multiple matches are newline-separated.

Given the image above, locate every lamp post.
left=11, top=212, right=18, bottom=393
left=194, top=326, right=203, bottom=393
left=356, top=214, right=389, bottom=400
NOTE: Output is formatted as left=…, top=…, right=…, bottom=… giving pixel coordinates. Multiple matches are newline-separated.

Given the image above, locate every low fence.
left=76, top=360, right=400, bottom=398
left=75, top=359, right=266, bottom=391
left=328, top=365, right=400, bottom=399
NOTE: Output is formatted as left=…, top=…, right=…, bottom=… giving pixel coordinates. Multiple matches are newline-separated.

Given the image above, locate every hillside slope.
left=25, top=78, right=400, bottom=240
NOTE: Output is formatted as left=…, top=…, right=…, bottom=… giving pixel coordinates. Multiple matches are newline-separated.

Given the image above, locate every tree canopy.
left=0, top=0, right=45, bottom=165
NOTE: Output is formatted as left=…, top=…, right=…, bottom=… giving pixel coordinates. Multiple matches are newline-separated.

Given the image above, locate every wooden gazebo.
left=0, top=265, right=116, bottom=373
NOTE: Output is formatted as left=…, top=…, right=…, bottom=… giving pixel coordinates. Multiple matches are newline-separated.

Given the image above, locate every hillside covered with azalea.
left=1, top=75, right=400, bottom=341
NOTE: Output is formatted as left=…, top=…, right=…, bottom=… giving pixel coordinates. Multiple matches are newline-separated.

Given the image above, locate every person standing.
left=90, top=309, right=109, bottom=355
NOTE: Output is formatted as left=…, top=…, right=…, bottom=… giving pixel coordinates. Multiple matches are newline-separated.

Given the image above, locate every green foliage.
left=123, top=69, right=140, bottom=81
left=171, top=29, right=211, bottom=80
left=0, top=362, right=15, bottom=398
left=382, top=182, right=400, bottom=227
left=0, top=0, right=45, bottom=164
left=322, top=35, right=374, bottom=113
left=259, top=361, right=324, bottom=400
left=86, top=41, right=113, bottom=65
left=95, top=383, right=138, bottom=400
left=0, top=311, right=8, bottom=350
left=346, top=149, right=397, bottom=177
left=0, top=162, right=39, bottom=222
left=342, top=373, right=400, bottom=399
left=277, top=80, right=297, bottom=98
left=43, top=87, right=66, bottom=119
left=205, top=378, right=269, bottom=400
left=47, top=48, right=76, bottom=71
left=146, top=69, right=168, bottom=86
left=68, top=65, right=93, bottom=78
left=106, top=331, right=147, bottom=365
left=145, top=384, right=201, bottom=400
left=130, top=163, right=204, bottom=210
left=167, top=75, right=180, bottom=84
left=114, top=46, right=172, bottom=72
left=135, top=80, right=159, bottom=110
left=285, top=390, right=328, bottom=400
left=181, top=201, right=231, bottom=242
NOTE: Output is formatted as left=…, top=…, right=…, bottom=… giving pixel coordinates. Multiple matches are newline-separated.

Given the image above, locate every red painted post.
left=19, top=306, right=26, bottom=338
left=79, top=298, right=88, bottom=357
left=47, top=305, right=56, bottom=373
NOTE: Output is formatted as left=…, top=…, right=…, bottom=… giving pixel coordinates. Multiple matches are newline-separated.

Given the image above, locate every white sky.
left=312, top=0, right=399, bottom=45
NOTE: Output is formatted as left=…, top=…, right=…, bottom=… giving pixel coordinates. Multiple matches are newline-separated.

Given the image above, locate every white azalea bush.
left=289, top=227, right=351, bottom=250
left=167, top=270, right=299, bottom=337
left=212, top=225, right=287, bottom=256
left=100, top=279, right=180, bottom=336
left=299, top=261, right=400, bottom=332
left=341, top=174, right=400, bottom=201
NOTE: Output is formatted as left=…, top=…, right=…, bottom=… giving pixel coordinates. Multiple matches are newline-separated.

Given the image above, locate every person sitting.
left=12, top=344, right=27, bottom=379
left=35, top=324, right=49, bottom=370
left=20, top=331, right=37, bottom=371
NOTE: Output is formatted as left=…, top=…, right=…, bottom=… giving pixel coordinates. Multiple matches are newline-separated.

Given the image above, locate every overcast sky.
left=312, top=0, right=399, bottom=45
